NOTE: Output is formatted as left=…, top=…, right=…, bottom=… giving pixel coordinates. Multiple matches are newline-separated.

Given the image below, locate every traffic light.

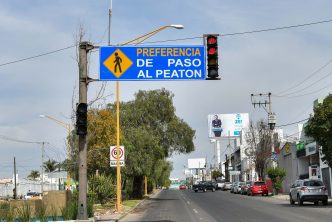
left=205, top=34, right=219, bottom=80
left=76, top=103, right=88, bottom=136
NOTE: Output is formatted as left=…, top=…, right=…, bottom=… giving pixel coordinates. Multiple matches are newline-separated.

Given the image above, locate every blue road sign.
left=99, top=46, right=205, bottom=81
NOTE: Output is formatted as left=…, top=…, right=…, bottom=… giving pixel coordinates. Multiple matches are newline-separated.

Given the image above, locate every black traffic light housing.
left=205, top=34, right=220, bottom=80
left=76, top=103, right=88, bottom=136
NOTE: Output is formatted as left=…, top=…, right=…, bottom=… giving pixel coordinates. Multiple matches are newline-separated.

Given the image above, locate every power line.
left=275, top=82, right=332, bottom=98
left=0, top=44, right=77, bottom=67
left=275, top=70, right=332, bottom=97
left=276, top=118, right=309, bottom=128
left=1, top=18, right=332, bottom=67
left=275, top=60, right=332, bottom=96
left=0, top=134, right=45, bottom=144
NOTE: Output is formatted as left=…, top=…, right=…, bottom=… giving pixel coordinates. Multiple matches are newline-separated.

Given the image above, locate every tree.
left=111, top=88, right=195, bottom=198
left=267, top=167, right=286, bottom=194
left=211, top=170, right=223, bottom=181
left=245, top=121, right=273, bottom=180
left=43, top=159, right=58, bottom=172
left=305, top=94, right=332, bottom=168
left=86, top=109, right=116, bottom=176
left=27, top=170, right=40, bottom=180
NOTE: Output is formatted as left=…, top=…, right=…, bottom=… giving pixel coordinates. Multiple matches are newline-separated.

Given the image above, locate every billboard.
left=208, top=113, right=249, bottom=138
left=188, top=158, right=206, bottom=169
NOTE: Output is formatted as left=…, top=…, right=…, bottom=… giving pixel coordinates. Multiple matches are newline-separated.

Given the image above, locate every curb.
left=95, top=189, right=162, bottom=222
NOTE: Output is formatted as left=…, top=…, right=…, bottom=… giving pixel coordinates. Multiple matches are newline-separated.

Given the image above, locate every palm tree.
left=27, top=170, right=40, bottom=180
left=43, top=159, right=58, bottom=172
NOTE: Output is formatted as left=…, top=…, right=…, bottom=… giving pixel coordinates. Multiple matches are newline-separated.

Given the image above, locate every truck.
left=193, top=181, right=217, bottom=192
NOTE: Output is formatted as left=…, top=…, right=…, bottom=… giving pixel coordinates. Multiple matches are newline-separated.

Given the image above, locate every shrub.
left=267, top=167, right=287, bottom=194
left=88, top=174, right=116, bottom=204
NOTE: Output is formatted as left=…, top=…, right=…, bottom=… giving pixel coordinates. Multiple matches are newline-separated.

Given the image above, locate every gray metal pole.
left=41, top=142, right=45, bottom=194
left=77, top=41, right=93, bottom=220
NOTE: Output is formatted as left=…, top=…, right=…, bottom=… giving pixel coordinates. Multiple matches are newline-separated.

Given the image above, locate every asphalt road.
left=120, top=189, right=332, bottom=222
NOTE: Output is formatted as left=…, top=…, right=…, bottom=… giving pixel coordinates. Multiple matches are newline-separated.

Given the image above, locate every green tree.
left=86, top=109, right=116, bottom=176
left=43, top=159, right=58, bottom=172
left=211, top=170, right=222, bottom=181
left=305, top=94, right=332, bottom=167
left=112, top=88, right=195, bottom=198
left=27, top=170, right=40, bottom=180
left=267, top=167, right=286, bottom=194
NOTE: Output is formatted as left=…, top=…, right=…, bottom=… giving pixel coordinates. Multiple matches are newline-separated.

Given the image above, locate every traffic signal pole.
left=78, top=41, right=94, bottom=220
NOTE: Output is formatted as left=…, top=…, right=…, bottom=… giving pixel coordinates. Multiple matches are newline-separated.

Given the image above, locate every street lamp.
left=120, top=24, right=184, bottom=46
left=40, top=114, right=72, bottom=191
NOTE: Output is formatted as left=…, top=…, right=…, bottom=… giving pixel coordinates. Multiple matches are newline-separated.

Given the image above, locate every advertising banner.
left=208, top=113, right=249, bottom=138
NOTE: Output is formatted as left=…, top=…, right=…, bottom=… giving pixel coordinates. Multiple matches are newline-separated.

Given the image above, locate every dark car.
left=289, top=179, right=328, bottom=205
left=247, top=181, right=268, bottom=196
left=193, top=181, right=217, bottom=192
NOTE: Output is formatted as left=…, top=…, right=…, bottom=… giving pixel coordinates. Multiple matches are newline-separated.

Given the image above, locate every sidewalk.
left=94, top=189, right=161, bottom=222
left=271, top=193, right=332, bottom=203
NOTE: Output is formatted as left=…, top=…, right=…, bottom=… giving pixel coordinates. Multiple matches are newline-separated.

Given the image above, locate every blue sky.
left=1, top=0, right=332, bottom=179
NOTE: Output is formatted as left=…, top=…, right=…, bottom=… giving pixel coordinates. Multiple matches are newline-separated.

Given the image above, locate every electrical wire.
left=275, top=70, right=332, bottom=97
left=0, top=134, right=45, bottom=144
left=275, top=60, right=332, bottom=96
left=1, top=18, right=332, bottom=67
left=276, top=82, right=332, bottom=98
left=275, top=118, right=309, bottom=127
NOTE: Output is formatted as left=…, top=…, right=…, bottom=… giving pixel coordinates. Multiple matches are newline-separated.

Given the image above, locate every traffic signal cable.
left=1, top=18, right=332, bottom=68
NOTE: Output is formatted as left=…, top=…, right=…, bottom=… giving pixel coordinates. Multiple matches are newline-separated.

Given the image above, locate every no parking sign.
left=110, top=146, right=125, bottom=167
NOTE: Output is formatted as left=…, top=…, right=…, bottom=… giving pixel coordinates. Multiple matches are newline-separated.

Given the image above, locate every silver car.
left=234, top=182, right=245, bottom=194
left=289, top=179, right=328, bottom=205
left=222, top=182, right=232, bottom=191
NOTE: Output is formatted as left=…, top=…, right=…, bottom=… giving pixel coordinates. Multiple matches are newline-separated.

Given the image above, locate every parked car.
left=24, top=191, right=40, bottom=200
left=289, top=179, right=328, bottom=206
left=234, top=182, right=245, bottom=194
left=240, top=181, right=252, bottom=195
left=193, top=181, right=217, bottom=192
left=230, top=182, right=237, bottom=193
left=216, top=179, right=225, bottom=190
left=179, top=184, right=186, bottom=190
left=247, top=181, right=268, bottom=196
left=222, top=182, right=232, bottom=191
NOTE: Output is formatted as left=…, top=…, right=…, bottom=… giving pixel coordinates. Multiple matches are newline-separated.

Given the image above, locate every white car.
left=24, top=191, right=40, bottom=200
left=216, top=179, right=225, bottom=190
left=233, top=182, right=245, bottom=194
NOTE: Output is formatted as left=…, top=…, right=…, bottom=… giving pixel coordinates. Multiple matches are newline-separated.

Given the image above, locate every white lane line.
left=187, top=201, right=190, bottom=205
left=193, top=209, right=198, bottom=214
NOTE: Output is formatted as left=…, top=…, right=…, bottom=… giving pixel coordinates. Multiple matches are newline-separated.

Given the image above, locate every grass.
left=122, top=200, right=141, bottom=208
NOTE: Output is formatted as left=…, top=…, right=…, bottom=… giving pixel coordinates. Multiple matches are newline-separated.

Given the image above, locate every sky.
left=1, top=0, right=332, bottom=179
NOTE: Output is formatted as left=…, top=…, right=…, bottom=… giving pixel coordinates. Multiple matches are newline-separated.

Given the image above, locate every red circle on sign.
left=111, top=147, right=123, bottom=159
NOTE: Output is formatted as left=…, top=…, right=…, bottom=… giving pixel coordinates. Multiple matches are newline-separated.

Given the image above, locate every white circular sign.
left=111, top=147, right=124, bottom=159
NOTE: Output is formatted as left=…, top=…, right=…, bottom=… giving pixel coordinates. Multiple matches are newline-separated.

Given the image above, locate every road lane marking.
left=193, top=209, right=198, bottom=214
left=187, top=201, right=190, bottom=205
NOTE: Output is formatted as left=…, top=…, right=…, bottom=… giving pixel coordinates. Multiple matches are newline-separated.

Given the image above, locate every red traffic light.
left=207, top=36, right=217, bottom=45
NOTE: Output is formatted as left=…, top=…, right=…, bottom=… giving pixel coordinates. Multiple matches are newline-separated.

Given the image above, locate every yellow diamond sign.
left=103, top=49, right=133, bottom=78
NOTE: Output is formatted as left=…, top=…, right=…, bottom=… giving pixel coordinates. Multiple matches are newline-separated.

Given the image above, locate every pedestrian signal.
left=205, top=34, right=220, bottom=80
left=76, top=103, right=88, bottom=136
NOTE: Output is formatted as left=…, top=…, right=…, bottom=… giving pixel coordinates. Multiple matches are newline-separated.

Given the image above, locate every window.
left=254, top=182, right=265, bottom=186
left=303, top=180, right=323, bottom=186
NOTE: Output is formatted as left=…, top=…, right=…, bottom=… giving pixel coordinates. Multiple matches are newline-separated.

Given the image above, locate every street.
left=121, top=189, right=332, bottom=222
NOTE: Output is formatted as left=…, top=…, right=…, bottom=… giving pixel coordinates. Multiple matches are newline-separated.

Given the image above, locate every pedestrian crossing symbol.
left=103, top=49, right=133, bottom=78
